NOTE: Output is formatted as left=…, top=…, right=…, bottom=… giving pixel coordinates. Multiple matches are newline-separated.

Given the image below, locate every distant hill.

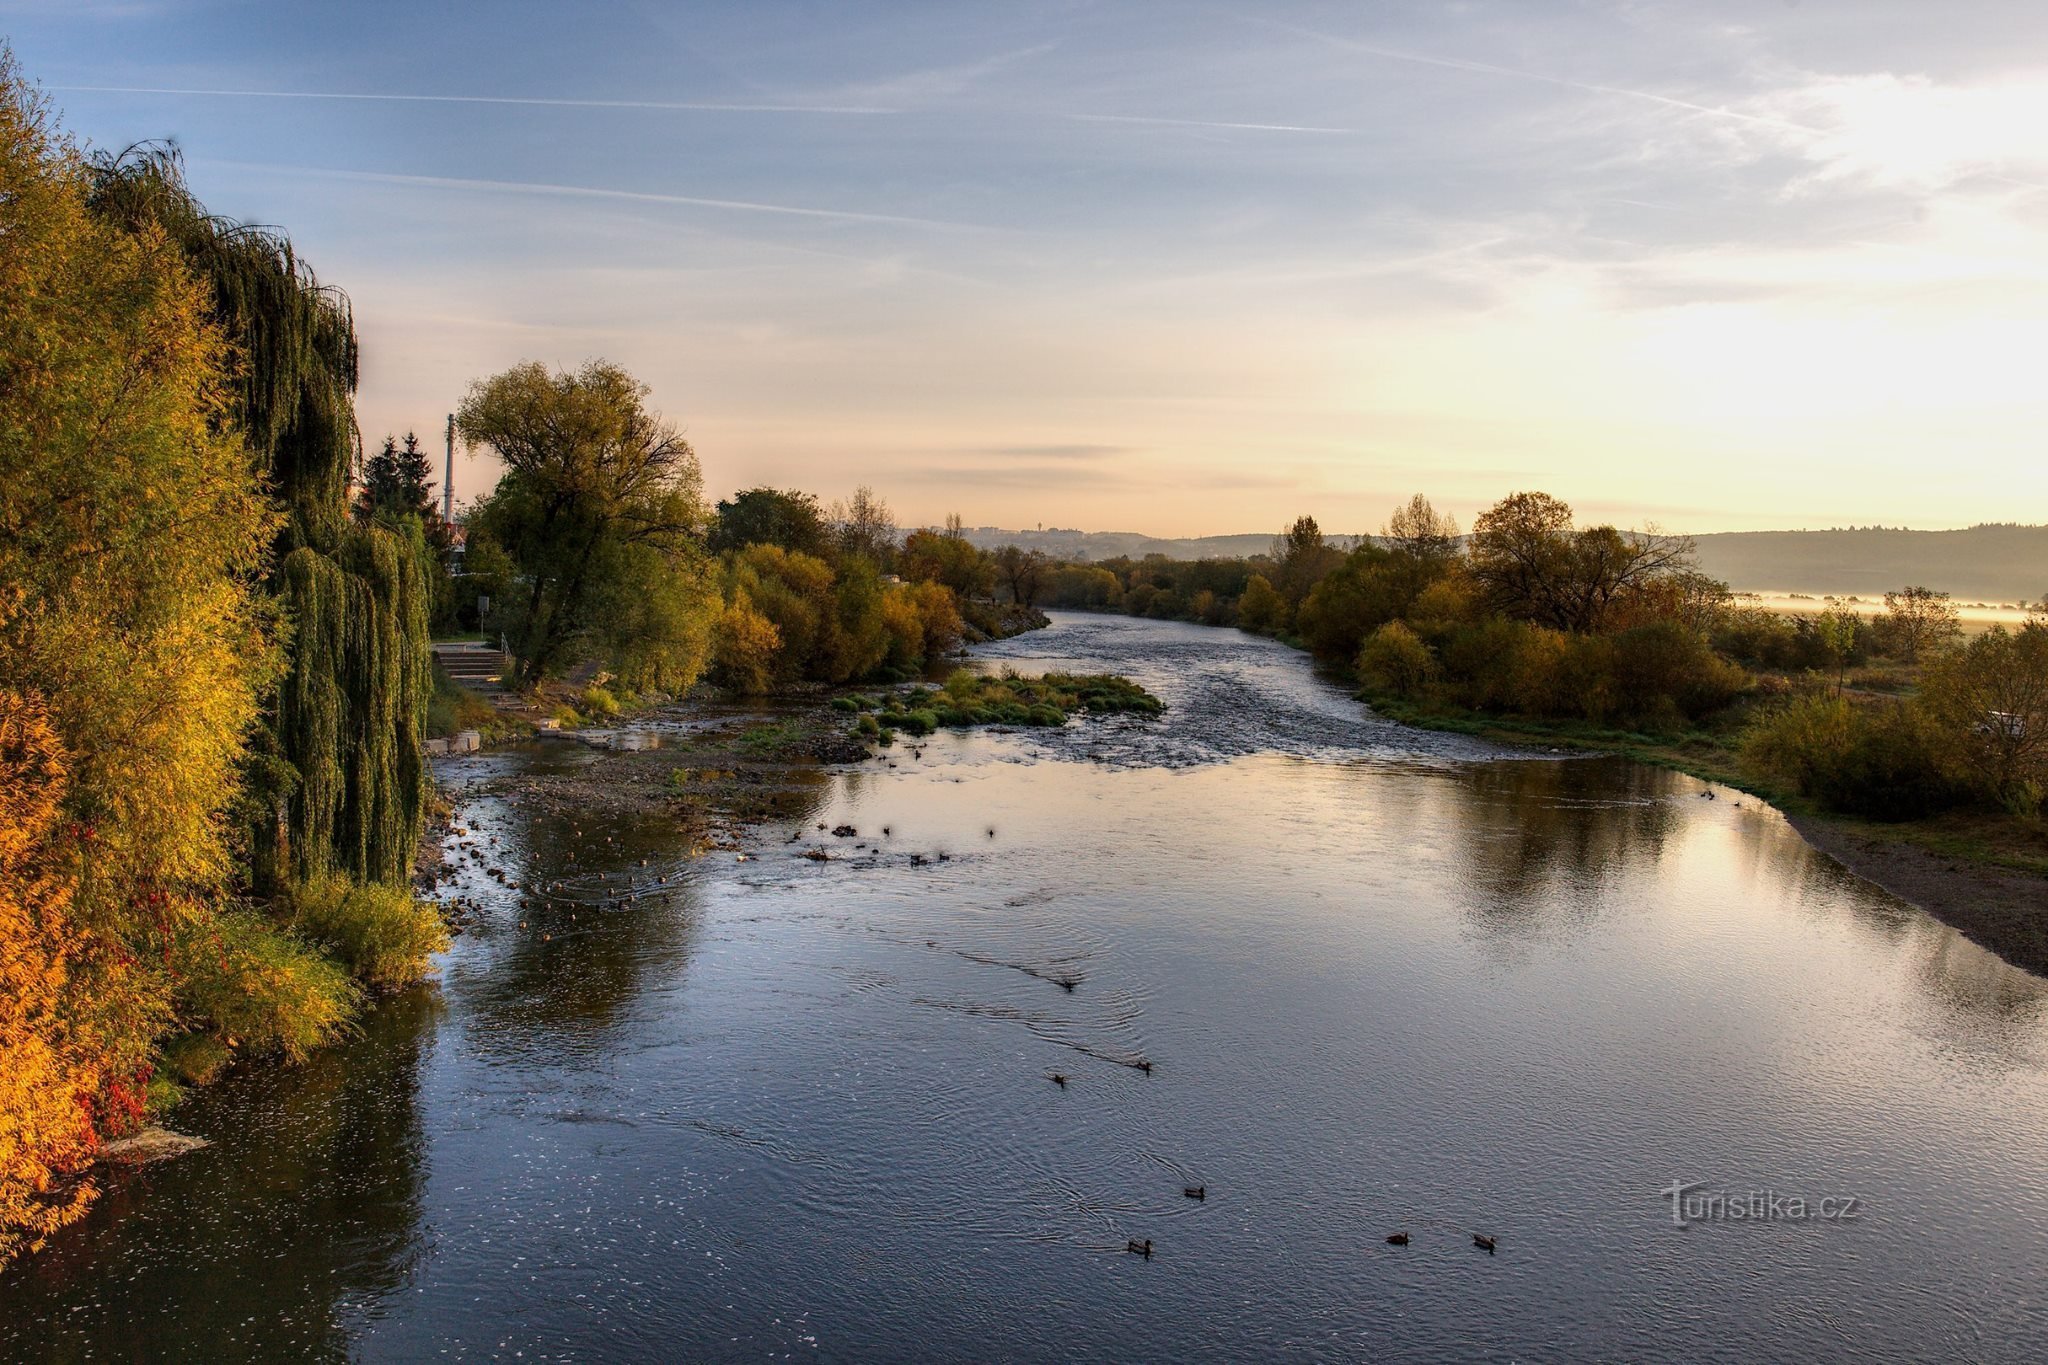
left=960, top=524, right=2047, bottom=605
left=1689, top=527, right=2047, bottom=603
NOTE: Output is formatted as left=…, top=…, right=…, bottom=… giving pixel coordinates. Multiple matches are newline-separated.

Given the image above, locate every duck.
left=1049, top=1073, right=1068, bottom=1088
left=1183, top=1186, right=1205, bottom=1201
left=1135, top=1060, right=1153, bottom=1074
left=1473, top=1234, right=1497, bottom=1253
left=1126, top=1239, right=1153, bottom=1258
left=1385, top=1232, right=1409, bottom=1246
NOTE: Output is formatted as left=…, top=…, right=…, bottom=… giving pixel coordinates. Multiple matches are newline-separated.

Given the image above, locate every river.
left=6, top=612, right=2047, bottom=1362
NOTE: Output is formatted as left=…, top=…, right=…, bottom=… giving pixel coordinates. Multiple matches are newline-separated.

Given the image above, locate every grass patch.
left=856, top=669, right=1162, bottom=742
left=737, top=719, right=804, bottom=757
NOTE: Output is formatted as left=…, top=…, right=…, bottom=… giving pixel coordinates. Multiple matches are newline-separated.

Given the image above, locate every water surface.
left=7, top=613, right=2046, bottom=1362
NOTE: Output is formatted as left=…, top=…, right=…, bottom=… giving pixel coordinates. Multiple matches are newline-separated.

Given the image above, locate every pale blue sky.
left=12, top=1, right=2048, bottom=532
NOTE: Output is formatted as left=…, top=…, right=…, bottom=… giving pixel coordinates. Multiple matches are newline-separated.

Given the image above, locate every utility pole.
left=443, top=413, right=456, bottom=524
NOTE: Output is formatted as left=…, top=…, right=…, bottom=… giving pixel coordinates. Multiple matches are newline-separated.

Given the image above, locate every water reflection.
left=3, top=988, right=439, bottom=1363
left=6, top=613, right=2047, bottom=1362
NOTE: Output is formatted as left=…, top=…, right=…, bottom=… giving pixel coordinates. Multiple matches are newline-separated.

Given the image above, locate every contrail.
left=1066, top=112, right=1356, bottom=135
left=204, top=160, right=985, bottom=230
left=51, top=84, right=896, bottom=115
left=1243, top=15, right=1826, bottom=137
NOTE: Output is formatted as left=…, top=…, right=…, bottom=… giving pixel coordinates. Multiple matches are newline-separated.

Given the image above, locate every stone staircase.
left=431, top=641, right=525, bottom=708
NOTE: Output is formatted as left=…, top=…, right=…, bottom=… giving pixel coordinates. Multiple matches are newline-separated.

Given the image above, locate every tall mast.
left=443, top=413, right=456, bottom=523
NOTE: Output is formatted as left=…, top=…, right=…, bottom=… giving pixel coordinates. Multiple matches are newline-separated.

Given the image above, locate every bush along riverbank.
left=836, top=668, right=1163, bottom=744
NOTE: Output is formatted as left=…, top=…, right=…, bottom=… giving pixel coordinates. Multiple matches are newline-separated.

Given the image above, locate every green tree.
left=1814, top=597, right=1863, bottom=694
left=459, top=360, right=716, bottom=689
left=1878, top=585, right=1962, bottom=663
left=708, top=487, right=832, bottom=559
left=1238, top=574, right=1284, bottom=634
left=1270, top=515, right=1343, bottom=617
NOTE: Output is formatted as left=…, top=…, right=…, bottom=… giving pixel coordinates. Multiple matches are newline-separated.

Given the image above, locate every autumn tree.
left=993, top=545, right=1052, bottom=608
left=1270, top=515, right=1343, bottom=617
left=460, top=361, right=717, bottom=689
left=901, top=528, right=995, bottom=599
left=1238, top=574, right=1284, bottom=633
left=1921, top=623, right=2048, bottom=808
left=1383, top=494, right=1460, bottom=562
left=1468, top=492, right=1694, bottom=634
left=1, top=57, right=279, bottom=1255
left=1878, top=585, right=1962, bottom=663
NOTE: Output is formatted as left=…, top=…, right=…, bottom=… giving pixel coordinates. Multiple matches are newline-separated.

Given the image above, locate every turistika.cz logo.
left=1660, top=1181, right=1863, bottom=1229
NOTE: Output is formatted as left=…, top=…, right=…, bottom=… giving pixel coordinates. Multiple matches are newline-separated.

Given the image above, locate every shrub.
left=855, top=714, right=880, bottom=737
left=1237, top=574, right=1284, bottom=634
left=171, top=910, right=361, bottom=1063
left=290, top=875, right=449, bottom=992
left=830, top=696, right=859, bottom=713
left=1741, top=694, right=1968, bottom=820
left=1356, top=622, right=1437, bottom=699
left=158, top=1032, right=232, bottom=1086
left=579, top=685, right=621, bottom=717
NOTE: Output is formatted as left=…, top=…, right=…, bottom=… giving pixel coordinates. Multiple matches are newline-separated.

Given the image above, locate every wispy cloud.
left=204, top=160, right=990, bottom=230
left=50, top=85, right=895, bottom=115
left=964, top=444, right=1133, bottom=460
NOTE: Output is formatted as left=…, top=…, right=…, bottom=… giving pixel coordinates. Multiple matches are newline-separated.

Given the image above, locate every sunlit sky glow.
left=14, top=0, right=2048, bottom=533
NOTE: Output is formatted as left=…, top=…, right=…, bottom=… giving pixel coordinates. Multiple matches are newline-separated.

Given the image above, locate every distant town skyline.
left=11, top=0, right=2048, bottom=534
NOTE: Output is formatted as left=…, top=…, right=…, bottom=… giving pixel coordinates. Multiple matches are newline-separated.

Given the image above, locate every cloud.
left=962, top=444, right=1133, bottom=460
left=1733, top=71, right=2048, bottom=193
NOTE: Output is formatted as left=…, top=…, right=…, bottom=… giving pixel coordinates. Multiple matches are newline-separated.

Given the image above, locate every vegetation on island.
left=835, top=669, right=1162, bottom=742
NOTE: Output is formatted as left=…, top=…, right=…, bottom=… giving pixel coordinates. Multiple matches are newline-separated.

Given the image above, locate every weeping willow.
left=87, top=145, right=431, bottom=889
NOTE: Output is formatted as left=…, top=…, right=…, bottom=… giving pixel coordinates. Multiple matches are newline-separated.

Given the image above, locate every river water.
left=6, top=612, right=2047, bottom=1362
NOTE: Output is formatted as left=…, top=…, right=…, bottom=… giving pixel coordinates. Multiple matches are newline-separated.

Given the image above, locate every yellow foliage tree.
left=0, top=693, right=98, bottom=1263
left=0, top=52, right=278, bottom=1260
left=712, top=591, right=784, bottom=695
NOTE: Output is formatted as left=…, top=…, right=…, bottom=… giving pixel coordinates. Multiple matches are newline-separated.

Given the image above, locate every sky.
left=9, top=0, right=2048, bottom=535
